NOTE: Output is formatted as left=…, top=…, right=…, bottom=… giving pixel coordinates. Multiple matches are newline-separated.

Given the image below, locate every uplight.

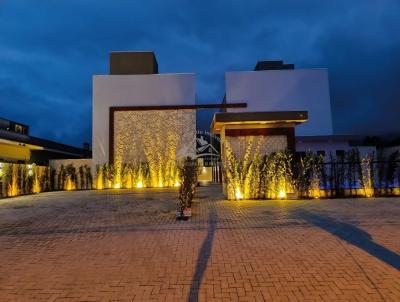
left=136, top=181, right=143, bottom=188
left=235, top=187, right=243, bottom=200
left=113, top=183, right=121, bottom=189
left=279, top=189, right=286, bottom=199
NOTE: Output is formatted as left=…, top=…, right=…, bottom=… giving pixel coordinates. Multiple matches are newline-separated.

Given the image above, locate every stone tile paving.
left=0, top=185, right=399, bottom=301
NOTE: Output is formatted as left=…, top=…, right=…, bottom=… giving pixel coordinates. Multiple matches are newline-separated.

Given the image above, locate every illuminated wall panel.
left=113, top=109, right=196, bottom=187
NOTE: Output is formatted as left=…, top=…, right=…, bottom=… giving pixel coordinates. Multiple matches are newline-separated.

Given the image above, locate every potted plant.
left=176, top=157, right=198, bottom=220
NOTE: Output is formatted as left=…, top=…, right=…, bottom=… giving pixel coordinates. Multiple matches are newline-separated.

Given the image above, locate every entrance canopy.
left=211, top=111, right=308, bottom=134
left=211, top=111, right=308, bottom=154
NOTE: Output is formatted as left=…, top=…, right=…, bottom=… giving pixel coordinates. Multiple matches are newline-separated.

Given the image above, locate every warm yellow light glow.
left=364, top=188, right=374, bottom=198
left=113, top=183, right=121, bottom=189
left=96, top=166, right=103, bottom=189
left=32, top=174, right=40, bottom=194
left=27, top=164, right=33, bottom=176
left=65, top=177, right=75, bottom=191
left=8, top=165, right=19, bottom=197
left=279, top=189, right=286, bottom=199
left=136, top=181, right=143, bottom=188
left=235, top=187, right=243, bottom=200
left=311, top=188, right=320, bottom=199
left=202, top=167, right=207, bottom=174
left=174, top=181, right=181, bottom=187
left=158, top=181, right=163, bottom=188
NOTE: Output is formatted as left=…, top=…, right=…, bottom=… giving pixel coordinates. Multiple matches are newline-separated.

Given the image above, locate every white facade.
left=225, top=69, right=333, bottom=136
left=92, top=73, right=195, bottom=165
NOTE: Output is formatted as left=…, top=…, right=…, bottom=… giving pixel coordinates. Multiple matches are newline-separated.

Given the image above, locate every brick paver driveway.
left=0, top=186, right=399, bottom=302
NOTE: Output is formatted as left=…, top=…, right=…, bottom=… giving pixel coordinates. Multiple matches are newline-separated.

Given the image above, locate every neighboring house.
left=0, top=117, right=90, bottom=165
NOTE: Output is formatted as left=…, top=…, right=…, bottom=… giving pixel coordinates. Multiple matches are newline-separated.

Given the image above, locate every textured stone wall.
left=113, top=109, right=196, bottom=187
left=223, top=135, right=287, bottom=161
left=221, top=134, right=288, bottom=199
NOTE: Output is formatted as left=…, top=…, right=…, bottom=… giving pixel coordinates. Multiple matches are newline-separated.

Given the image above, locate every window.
left=13, top=123, right=28, bottom=135
left=14, top=124, right=23, bottom=133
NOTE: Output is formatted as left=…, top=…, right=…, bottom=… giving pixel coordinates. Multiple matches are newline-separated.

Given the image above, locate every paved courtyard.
left=0, top=186, right=399, bottom=302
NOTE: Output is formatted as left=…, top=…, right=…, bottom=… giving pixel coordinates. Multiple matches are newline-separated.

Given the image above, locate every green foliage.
left=0, top=163, right=51, bottom=197
left=84, top=165, right=92, bottom=189
left=178, top=157, right=198, bottom=212
left=79, top=166, right=85, bottom=189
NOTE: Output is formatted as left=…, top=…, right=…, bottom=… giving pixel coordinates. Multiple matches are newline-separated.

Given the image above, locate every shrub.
left=178, top=157, right=198, bottom=214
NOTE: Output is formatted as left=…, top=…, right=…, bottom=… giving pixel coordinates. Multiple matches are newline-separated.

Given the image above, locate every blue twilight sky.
left=1, top=0, right=400, bottom=147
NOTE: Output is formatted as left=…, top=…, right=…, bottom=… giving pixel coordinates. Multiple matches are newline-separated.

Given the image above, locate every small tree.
left=361, top=154, right=375, bottom=197
left=294, top=152, right=313, bottom=198
left=84, top=165, right=92, bottom=189
left=178, top=157, right=198, bottom=216
left=79, top=166, right=85, bottom=190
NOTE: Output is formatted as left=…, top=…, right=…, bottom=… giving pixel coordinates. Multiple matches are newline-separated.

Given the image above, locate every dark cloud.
left=0, top=0, right=399, bottom=146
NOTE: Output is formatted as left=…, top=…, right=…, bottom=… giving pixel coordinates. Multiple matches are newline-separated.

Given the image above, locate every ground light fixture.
left=235, top=187, right=243, bottom=200
left=27, top=164, right=33, bottom=176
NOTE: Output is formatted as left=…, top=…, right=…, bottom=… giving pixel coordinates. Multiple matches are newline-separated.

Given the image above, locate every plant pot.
left=183, top=207, right=192, bottom=217
left=176, top=207, right=192, bottom=220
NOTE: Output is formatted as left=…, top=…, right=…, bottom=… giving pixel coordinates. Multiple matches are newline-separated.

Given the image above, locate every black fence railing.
left=218, top=149, right=400, bottom=199
left=313, top=160, right=400, bottom=198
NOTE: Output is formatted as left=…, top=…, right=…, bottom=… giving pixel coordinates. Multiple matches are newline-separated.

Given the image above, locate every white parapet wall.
left=225, top=69, right=333, bottom=136
left=49, top=158, right=93, bottom=171
left=92, top=73, right=196, bottom=167
left=49, top=158, right=93, bottom=190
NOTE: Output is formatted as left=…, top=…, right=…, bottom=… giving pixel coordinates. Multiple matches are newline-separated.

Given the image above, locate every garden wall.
left=49, top=159, right=93, bottom=191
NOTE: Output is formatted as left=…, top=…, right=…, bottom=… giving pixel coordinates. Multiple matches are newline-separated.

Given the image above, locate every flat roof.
left=110, top=102, right=247, bottom=111
left=0, top=129, right=90, bottom=158
left=211, top=111, right=308, bottom=133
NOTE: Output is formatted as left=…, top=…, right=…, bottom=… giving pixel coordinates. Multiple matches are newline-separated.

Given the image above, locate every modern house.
left=0, top=117, right=90, bottom=165
left=91, top=52, right=377, bottom=190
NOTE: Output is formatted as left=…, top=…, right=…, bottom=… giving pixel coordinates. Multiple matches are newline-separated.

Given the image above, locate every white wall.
left=49, top=158, right=93, bottom=171
left=225, top=69, right=333, bottom=136
left=92, top=73, right=195, bottom=165
left=296, top=138, right=376, bottom=160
